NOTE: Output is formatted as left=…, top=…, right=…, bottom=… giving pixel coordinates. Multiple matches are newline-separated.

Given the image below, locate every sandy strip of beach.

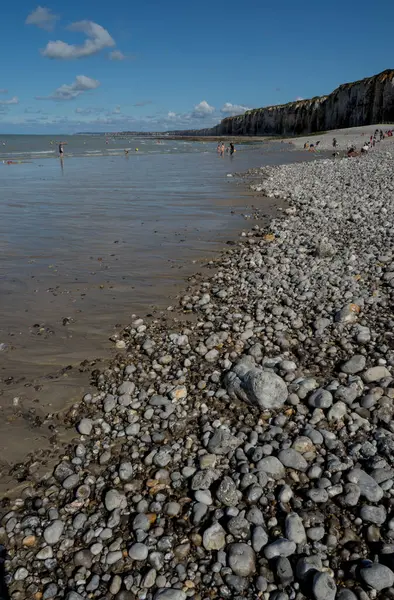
left=2, top=131, right=394, bottom=599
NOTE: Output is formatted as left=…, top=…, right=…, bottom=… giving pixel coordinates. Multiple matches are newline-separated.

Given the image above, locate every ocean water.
left=0, top=134, right=310, bottom=467
left=0, top=133, right=254, bottom=161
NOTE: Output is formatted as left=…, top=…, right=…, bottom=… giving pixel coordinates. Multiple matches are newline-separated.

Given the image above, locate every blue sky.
left=1, top=0, right=393, bottom=133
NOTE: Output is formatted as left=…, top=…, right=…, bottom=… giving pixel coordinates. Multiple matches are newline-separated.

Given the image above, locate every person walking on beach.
left=332, top=137, right=337, bottom=150
left=58, top=141, right=67, bottom=157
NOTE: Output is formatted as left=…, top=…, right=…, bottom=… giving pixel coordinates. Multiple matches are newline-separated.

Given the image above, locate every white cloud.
left=164, top=102, right=220, bottom=127
left=75, top=107, right=104, bottom=115
left=295, top=96, right=304, bottom=101
left=109, top=50, right=126, bottom=61
left=25, top=107, right=44, bottom=114
left=42, top=21, right=115, bottom=59
left=36, top=75, right=100, bottom=101
left=26, top=6, right=59, bottom=31
left=221, top=102, right=251, bottom=116
left=133, top=100, right=152, bottom=107
left=192, top=100, right=215, bottom=118
left=0, top=96, right=19, bottom=105
left=113, top=105, right=121, bottom=114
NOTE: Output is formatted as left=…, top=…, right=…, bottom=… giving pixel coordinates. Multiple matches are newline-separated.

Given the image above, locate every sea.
left=0, top=133, right=312, bottom=470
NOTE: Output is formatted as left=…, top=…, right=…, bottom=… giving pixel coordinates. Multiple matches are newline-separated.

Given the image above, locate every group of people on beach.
left=301, top=128, right=393, bottom=158
left=344, top=128, right=392, bottom=158
left=303, top=140, right=321, bottom=152
left=217, top=142, right=236, bottom=157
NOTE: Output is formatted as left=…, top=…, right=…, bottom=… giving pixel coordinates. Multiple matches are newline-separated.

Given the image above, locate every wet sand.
left=0, top=144, right=316, bottom=490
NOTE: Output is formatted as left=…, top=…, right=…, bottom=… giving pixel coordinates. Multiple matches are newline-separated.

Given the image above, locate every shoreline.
left=0, top=144, right=310, bottom=475
left=3, top=137, right=394, bottom=599
left=0, top=189, right=285, bottom=496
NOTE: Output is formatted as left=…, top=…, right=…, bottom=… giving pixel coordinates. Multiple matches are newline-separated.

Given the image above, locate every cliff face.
left=172, top=70, right=394, bottom=136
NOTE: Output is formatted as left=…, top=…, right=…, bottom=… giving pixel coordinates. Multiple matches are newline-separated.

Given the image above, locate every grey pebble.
left=347, top=468, right=383, bottom=502
left=227, top=542, right=256, bottom=576
left=110, top=575, right=122, bottom=595
left=14, top=567, right=28, bottom=581
left=312, top=571, right=337, bottom=600
left=360, top=562, right=394, bottom=591
left=308, top=388, right=333, bottom=409
left=341, top=355, right=366, bottom=374
left=164, top=502, right=181, bottom=516
left=62, top=474, right=80, bottom=490
left=153, top=590, right=186, bottom=600
left=307, top=526, right=325, bottom=541
left=129, top=542, right=148, bottom=561
left=106, top=550, right=123, bottom=565
left=296, top=555, right=323, bottom=580
left=191, top=469, right=218, bottom=490
left=227, top=514, right=250, bottom=540
left=216, top=475, right=238, bottom=506
left=77, top=418, right=93, bottom=435
left=252, top=526, right=268, bottom=552
left=43, top=583, right=58, bottom=599
left=285, top=513, right=306, bottom=544
left=256, top=456, right=285, bottom=479
left=142, top=568, right=157, bottom=588
left=203, top=522, right=226, bottom=551
left=242, top=368, right=288, bottom=410
left=43, top=520, right=64, bottom=545
left=360, top=505, right=387, bottom=525
left=276, top=556, right=294, bottom=585
left=36, top=546, right=53, bottom=560
left=105, top=489, right=127, bottom=511
left=207, top=428, right=241, bottom=454
left=307, top=488, right=329, bottom=503
left=119, top=462, right=134, bottom=481
left=264, top=538, right=296, bottom=559
left=362, top=366, right=391, bottom=383
left=336, top=591, right=358, bottom=600
left=278, top=448, right=308, bottom=471
left=195, top=490, right=213, bottom=505
left=133, top=513, right=151, bottom=532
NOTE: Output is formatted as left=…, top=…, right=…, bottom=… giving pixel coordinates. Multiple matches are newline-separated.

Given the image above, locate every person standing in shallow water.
left=220, top=143, right=225, bottom=156
left=58, top=141, right=67, bottom=157
left=230, top=142, right=235, bottom=156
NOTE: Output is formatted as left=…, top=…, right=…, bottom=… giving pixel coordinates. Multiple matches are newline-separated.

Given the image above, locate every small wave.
left=31, top=150, right=56, bottom=155
left=0, top=150, right=55, bottom=157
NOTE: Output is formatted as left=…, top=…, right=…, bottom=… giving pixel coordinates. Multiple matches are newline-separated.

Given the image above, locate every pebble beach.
left=3, top=130, right=394, bottom=600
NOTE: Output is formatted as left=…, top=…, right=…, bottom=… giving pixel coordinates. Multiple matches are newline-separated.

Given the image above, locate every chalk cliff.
left=170, top=70, right=394, bottom=136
